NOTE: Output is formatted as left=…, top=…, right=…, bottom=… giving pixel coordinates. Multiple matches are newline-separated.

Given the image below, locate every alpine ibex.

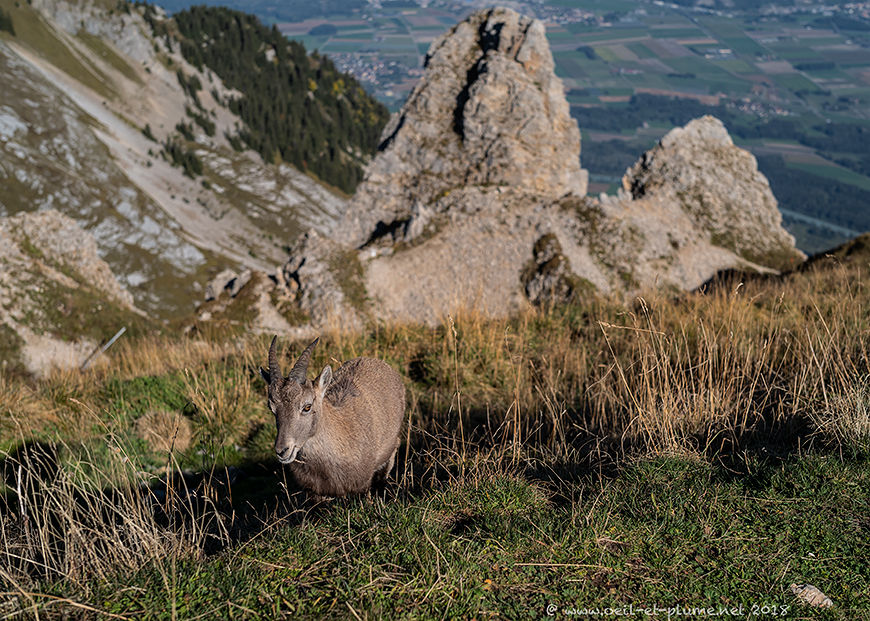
left=260, top=336, right=405, bottom=497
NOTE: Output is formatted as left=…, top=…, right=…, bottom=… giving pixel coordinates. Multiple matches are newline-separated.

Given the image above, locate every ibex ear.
left=317, top=365, right=333, bottom=392
left=259, top=366, right=271, bottom=384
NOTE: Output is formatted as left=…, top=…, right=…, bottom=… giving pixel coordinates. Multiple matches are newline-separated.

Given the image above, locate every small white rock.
left=790, top=583, right=833, bottom=608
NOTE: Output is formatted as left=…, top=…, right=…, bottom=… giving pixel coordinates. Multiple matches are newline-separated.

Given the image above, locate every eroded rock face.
left=623, top=116, right=803, bottom=271
left=335, top=7, right=587, bottom=248
left=522, top=234, right=588, bottom=307
left=264, top=8, right=804, bottom=329
left=282, top=231, right=365, bottom=330
left=2, top=210, right=135, bottom=309
left=0, top=210, right=140, bottom=377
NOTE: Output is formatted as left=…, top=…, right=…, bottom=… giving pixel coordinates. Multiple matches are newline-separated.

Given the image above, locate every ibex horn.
left=268, top=335, right=281, bottom=384
left=287, top=337, right=319, bottom=384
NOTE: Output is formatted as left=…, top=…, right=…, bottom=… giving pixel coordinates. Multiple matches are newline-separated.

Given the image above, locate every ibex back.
left=260, top=337, right=405, bottom=497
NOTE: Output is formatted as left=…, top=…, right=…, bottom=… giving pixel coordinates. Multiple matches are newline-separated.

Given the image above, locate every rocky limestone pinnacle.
left=334, top=7, right=588, bottom=248
left=244, top=10, right=807, bottom=331
left=623, top=116, right=804, bottom=271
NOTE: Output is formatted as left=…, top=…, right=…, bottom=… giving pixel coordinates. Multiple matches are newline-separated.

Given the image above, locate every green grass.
left=21, top=274, right=153, bottom=346
left=661, top=57, right=751, bottom=94
left=592, top=46, right=620, bottom=62
left=805, top=67, right=851, bottom=80
left=623, top=71, right=670, bottom=89
left=599, top=87, right=634, bottom=96
left=321, top=40, right=365, bottom=53
left=291, top=35, right=329, bottom=51
left=713, top=58, right=756, bottom=74
left=77, top=31, right=142, bottom=85
left=720, top=36, right=768, bottom=56
left=698, top=18, right=746, bottom=38
left=649, top=28, right=706, bottom=39
left=773, top=73, right=823, bottom=93
left=554, top=52, right=592, bottom=77
left=0, top=0, right=116, bottom=100
left=546, top=30, right=578, bottom=43
left=769, top=45, right=825, bottom=62
left=3, top=242, right=870, bottom=616
left=565, top=22, right=600, bottom=35
left=576, top=29, right=649, bottom=43
left=626, top=41, right=655, bottom=59
left=29, top=453, right=870, bottom=619
left=100, top=373, right=191, bottom=424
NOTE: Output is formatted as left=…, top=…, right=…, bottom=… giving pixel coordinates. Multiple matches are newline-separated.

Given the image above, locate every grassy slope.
left=1, top=239, right=868, bottom=618
left=0, top=0, right=116, bottom=100
left=84, top=455, right=867, bottom=619
left=0, top=241, right=157, bottom=380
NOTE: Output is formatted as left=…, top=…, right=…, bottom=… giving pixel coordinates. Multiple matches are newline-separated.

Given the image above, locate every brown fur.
left=262, top=338, right=405, bottom=497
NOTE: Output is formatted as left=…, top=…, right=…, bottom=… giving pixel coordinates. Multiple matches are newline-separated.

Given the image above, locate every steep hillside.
left=156, top=5, right=390, bottom=194
left=0, top=210, right=151, bottom=378
left=0, top=213, right=866, bottom=616
left=0, top=0, right=350, bottom=317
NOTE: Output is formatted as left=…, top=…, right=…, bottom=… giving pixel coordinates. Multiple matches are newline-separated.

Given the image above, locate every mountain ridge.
left=0, top=4, right=821, bottom=366
left=218, top=7, right=803, bottom=331
left=0, top=0, right=379, bottom=316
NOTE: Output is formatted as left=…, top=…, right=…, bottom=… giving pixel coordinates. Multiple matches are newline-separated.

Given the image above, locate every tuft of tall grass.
left=0, top=246, right=866, bottom=614
left=0, top=435, right=229, bottom=597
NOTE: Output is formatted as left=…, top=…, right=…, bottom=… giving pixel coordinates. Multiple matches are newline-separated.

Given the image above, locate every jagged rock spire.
left=335, top=7, right=587, bottom=247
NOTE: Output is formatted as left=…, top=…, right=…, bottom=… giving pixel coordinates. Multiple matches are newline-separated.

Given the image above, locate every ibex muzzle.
left=260, top=336, right=405, bottom=496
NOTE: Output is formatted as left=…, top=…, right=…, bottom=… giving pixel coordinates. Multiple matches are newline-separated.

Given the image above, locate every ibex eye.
left=302, top=404, right=312, bottom=413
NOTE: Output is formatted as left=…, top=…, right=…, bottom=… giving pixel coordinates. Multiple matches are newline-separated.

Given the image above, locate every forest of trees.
left=757, top=155, right=870, bottom=235
left=142, top=5, right=389, bottom=193
left=581, top=138, right=650, bottom=177
left=0, top=7, right=14, bottom=35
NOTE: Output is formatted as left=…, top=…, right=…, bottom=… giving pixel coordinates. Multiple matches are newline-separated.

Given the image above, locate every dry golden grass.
left=106, top=250, right=868, bottom=460
left=108, top=336, right=233, bottom=381
left=0, top=244, right=866, bottom=606
left=0, top=438, right=227, bottom=595
left=134, top=409, right=193, bottom=454
left=8, top=249, right=867, bottom=461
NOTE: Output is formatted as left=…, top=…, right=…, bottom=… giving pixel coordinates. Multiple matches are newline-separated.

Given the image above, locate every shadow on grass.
left=0, top=395, right=854, bottom=588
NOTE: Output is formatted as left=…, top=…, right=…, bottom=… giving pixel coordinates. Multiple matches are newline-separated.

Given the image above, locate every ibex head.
left=260, top=336, right=333, bottom=464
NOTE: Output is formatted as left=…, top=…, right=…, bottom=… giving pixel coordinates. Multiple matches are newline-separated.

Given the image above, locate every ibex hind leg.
left=371, top=448, right=397, bottom=492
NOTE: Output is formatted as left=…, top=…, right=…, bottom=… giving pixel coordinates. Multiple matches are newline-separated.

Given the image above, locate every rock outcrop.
left=335, top=7, right=587, bottom=248
left=0, top=210, right=143, bottom=377
left=198, top=7, right=804, bottom=331
left=623, top=116, right=801, bottom=271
